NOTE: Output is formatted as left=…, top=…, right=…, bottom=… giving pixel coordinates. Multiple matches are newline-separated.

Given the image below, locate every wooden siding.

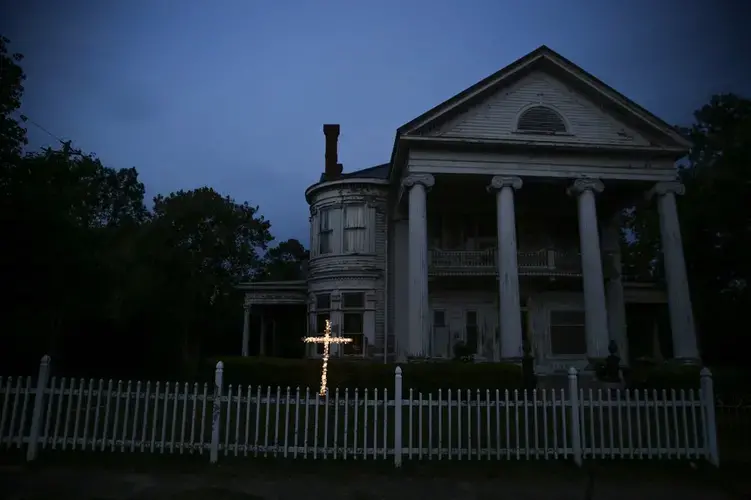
left=426, top=71, right=651, bottom=147
left=374, top=209, right=387, bottom=349
left=406, top=149, right=677, bottom=182
left=306, top=182, right=389, bottom=355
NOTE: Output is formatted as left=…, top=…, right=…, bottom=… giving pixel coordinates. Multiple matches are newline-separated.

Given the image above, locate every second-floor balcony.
left=429, top=248, right=583, bottom=277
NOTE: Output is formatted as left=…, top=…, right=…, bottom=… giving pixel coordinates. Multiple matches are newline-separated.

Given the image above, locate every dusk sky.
left=5, top=1, right=748, bottom=245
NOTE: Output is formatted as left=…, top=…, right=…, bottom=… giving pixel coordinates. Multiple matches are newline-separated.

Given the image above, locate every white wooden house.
left=240, top=46, right=698, bottom=374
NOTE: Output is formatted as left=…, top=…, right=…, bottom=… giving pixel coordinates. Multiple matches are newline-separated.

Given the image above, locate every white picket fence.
left=0, top=356, right=720, bottom=466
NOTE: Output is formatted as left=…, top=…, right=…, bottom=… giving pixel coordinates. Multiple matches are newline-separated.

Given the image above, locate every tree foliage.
left=0, top=36, right=308, bottom=378
left=622, top=93, right=751, bottom=364
left=0, top=35, right=26, bottom=158
left=261, top=238, right=309, bottom=281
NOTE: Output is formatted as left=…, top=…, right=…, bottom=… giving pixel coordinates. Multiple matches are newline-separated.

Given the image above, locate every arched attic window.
left=516, top=106, right=568, bottom=134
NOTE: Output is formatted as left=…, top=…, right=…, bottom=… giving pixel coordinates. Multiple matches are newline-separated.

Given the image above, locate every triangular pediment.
left=398, top=46, right=690, bottom=150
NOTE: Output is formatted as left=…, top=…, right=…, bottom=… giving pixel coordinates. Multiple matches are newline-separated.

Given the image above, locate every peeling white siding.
left=307, top=182, right=389, bottom=355
left=428, top=71, right=650, bottom=147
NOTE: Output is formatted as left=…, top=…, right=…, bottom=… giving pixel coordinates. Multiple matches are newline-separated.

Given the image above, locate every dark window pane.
left=316, top=294, right=331, bottom=310
left=313, top=313, right=331, bottom=354
left=342, top=334, right=365, bottom=356
left=466, top=326, right=478, bottom=355
left=315, top=313, right=330, bottom=333
left=343, top=312, right=363, bottom=334
left=550, top=325, right=587, bottom=355
left=433, top=310, right=446, bottom=327
left=319, top=232, right=332, bottom=254
left=342, top=292, right=365, bottom=309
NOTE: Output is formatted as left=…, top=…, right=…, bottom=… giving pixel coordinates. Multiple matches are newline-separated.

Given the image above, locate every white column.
left=567, top=178, right=609, bottom=361
left=602, top=216, right=629, bottom=365
left=487, top=176, right=524, bottom=362
left=241, top=302, right=251, bottom=357
left=650, top=181, right=699, bottom=361
left=403, top=173, right=434, bottom=357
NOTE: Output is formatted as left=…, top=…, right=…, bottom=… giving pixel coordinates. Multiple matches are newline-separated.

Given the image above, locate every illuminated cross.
left=303, top=319, right=352, bottom=396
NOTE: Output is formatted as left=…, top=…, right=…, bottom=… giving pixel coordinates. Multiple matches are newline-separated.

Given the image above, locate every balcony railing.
left=429, top=248, right=583, bottom=277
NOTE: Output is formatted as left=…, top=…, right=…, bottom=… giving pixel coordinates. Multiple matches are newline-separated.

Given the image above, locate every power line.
left=18, top=113, right=83, bottom=155
left=19, top=113, right=65, bottom=144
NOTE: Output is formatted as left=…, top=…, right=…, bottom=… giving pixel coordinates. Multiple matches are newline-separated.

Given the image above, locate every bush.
left=205, top=357, right=529, bottom=394
left=625, top=360, right=702, bottom=390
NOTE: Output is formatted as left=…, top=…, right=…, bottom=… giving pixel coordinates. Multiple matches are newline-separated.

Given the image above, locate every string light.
left=303, top=319, right=352, bottom=396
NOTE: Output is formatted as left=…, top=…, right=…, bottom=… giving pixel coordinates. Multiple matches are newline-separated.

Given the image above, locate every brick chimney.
left=323, top=124, right=343, bottom=180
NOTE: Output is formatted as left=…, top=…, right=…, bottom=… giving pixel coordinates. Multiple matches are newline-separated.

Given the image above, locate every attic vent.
left=517, top=106, right=567, bottom=134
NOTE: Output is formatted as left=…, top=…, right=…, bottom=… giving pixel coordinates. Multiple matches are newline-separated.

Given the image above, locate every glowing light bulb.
left=303, top=319, right=352, bottom=396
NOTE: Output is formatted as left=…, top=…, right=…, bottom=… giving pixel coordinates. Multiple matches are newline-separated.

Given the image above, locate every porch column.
left=567, top=178, right=609, bottom=362
left=487, top=176, right=524, bottom=362
left=403, top=173, right=434, bottom=357
left=242, top=299, right=251, bottom=357
left=602, top=215, right=629, bottom=365
left=649, top=182, right=699, bottom=361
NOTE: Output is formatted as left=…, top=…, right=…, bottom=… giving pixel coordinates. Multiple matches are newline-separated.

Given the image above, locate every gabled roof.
left=394, top=45, right=691, bottom=149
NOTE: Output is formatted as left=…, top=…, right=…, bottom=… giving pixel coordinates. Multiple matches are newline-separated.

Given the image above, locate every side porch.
left=237, top=280, right=308, bottom=358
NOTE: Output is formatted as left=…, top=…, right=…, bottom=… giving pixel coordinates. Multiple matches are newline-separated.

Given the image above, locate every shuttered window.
left=517, top=106, right=567, bottom=134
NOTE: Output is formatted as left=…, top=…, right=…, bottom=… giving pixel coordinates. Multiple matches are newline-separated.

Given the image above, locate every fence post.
left=26, top=355, right=51, bottom=462
left=700, top=367, right=720, bottom=467
left=567, top=367, right=582, bottom=467
left=209, top=361, right=224, bottom=464
left=394, top=366, right=403, bottom=468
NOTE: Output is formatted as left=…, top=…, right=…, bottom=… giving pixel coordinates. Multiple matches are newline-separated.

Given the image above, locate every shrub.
left=625, top=360, right=702, bottom=390
left=205, top=357, right=528, bottom=395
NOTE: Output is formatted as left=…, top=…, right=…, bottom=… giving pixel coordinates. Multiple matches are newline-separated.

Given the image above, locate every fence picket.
left=2, top=358, right=727, bottom=467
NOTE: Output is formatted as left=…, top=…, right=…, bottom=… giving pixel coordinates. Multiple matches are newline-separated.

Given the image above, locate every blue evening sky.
left=5, top=0, right=748, bottom=245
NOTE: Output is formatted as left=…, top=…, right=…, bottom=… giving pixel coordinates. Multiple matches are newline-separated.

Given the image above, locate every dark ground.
left=1, top=454, right=750, bottom=500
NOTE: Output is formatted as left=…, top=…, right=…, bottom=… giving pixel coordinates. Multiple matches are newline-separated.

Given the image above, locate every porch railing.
left=429, top=248, right=583, bottom=276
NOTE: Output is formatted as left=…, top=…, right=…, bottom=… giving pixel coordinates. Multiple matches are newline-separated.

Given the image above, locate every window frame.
left=342, top=204, right=368, bottom=254
left=548, top=309, right=587, bottom=357
left=341, top=291, right=366, bottom=357
left=311, top=293, right=331, bottom=355
left=318, top=208, right=334, bottom=255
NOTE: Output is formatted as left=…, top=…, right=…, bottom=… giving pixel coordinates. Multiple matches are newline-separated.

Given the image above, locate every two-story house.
left=239, top=45, right=699, bottom=374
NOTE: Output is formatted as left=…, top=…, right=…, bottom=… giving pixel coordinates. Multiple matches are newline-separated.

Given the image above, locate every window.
left=549, top=310, right=586, bottom=355
left=341, top=292, right=365, bottom=356
left=517, top=106, right=567, bottom=134
left=316, top=294, right=331, bottom=310
left=313, top=293, right=331, bottom=355
left=433, top=310, right=446, bottom=328
left=319, top=209, right=333, bottom=255
left=343, top=205, right=367, bottom=253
